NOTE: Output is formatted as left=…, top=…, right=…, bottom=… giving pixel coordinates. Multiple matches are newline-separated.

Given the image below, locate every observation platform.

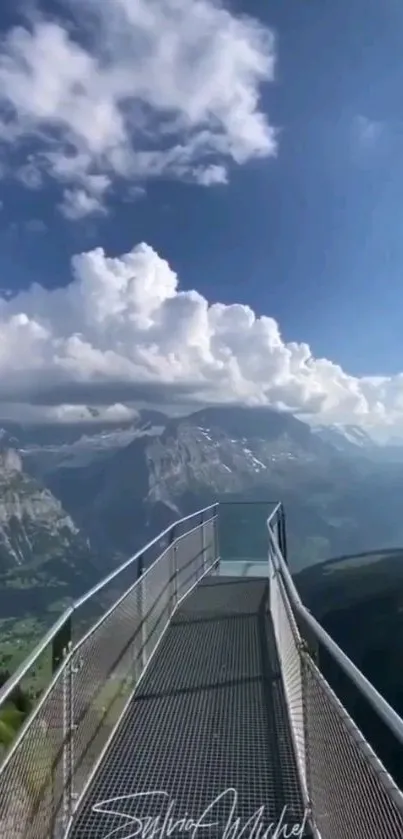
left=68, top=575, right=309, bottom=838
left=2, top=502, right=403, bottom=839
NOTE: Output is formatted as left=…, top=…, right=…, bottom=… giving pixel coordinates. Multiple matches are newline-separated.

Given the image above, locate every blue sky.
left=0, top=0, right=402, bottom=436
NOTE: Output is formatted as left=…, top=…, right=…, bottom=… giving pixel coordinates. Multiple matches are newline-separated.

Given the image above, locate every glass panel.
left=218, top=501, right=278, bottom=562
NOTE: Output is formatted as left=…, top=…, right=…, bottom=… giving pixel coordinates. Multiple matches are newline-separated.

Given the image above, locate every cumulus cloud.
left=0, top=240, right=402, bottom=433
left=0, top=0, right=277, bottom=217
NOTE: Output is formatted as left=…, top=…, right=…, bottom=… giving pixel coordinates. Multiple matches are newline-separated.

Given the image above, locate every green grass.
left=0, top=704, right=25, bottom=747
left=0, top=617, right=48, bottom=681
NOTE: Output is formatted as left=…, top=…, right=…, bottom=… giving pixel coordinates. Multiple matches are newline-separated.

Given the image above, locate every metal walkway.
left=3, top=502, right=403, bottom=839
left=68, top=576, right=308, bottom=838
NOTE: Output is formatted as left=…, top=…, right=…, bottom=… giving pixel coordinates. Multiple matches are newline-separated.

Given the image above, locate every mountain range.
left=2, top=403, right=403, bottom=676
left=1, top=405, right=403, bottom=623
left=0, top=406, right=350, bottom=566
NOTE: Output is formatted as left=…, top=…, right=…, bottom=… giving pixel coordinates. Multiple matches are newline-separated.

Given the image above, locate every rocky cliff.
left=0, top=448, right=88, bottom=572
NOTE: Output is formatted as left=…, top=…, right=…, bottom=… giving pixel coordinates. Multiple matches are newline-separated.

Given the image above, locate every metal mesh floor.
left=67, top=576, right=310, bottom=838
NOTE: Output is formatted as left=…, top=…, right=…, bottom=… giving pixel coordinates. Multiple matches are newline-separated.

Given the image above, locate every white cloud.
left=0, top=240, right=403, bottom=434
left=59, top=188, right=108, bottom=220
left=0, top=0, right=277, bottom=216
left=193, top=165, right=228, bottom=186
left=0, top=401, right=139, bottom=425
left=123, top=184, right=146, bottom=203
left=42, top=403, right=139, bottom=424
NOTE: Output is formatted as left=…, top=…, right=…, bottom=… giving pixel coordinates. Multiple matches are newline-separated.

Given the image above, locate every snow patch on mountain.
left=312, top=423, right=377, bottom=451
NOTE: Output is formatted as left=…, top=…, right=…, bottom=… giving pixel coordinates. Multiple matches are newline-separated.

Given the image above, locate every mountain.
left=0, top=411, right=167, bottom=446
left=0, top=447, right=100, bottom=619
left=3, top=413, right=167, bottom=532
left=0, top=448, right=82, bottom=571
left=21, top=405, right=345, bottom=562
left=294, top=550, right=403, bottom=789
left=146, top=405, right=334, bottom=500
left=12, top=404, right=403, bottom=574
left=312, top=423, right=403, bottom=465
left=5, top=403, right=403, bottom=582
left=312, top=423, right=377, bottom=453
left=4, top=404, right=403, bottom=681
left=21, top=404, right=390, bottom=572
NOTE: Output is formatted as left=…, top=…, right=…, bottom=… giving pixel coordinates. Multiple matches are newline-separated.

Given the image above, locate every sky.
left=0, top=0, right=403, bottom=437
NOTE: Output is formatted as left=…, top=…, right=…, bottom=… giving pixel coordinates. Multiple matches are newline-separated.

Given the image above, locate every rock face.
left=144, top=407, right=328, bottom=503
left=0, top=446, right=91, bottom=574
left=0, top=449, right=22, bottom=473
left=31, top=406, right=341, bottom=564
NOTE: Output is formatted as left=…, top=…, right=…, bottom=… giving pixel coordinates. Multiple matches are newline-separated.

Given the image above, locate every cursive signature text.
left=92, top=788, right=310, bottom=839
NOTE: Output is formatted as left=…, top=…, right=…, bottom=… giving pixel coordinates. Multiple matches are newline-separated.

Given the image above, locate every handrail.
left=266, top=501, right=283, bottom=527
left=267, top=512, right=403, bottom=747
left=74, top=503, right=217, bottom=609
left=0, top=502, right=218, bottom=708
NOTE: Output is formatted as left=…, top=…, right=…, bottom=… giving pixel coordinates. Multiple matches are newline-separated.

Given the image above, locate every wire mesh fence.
left=0, top=506, right=218, bottom=839
left=269, top=548, right=307, bottom=796
left=303, top=653, right=403, bottom=838
left=175, top=523, right=203, bottom=602
left=267, top=505, right=403, bottom=839
left=0, top=666, right=66, bottom=839
left=3, top=500, right=403, bottom=839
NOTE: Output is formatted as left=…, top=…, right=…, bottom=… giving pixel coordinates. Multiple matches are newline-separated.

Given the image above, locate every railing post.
left=279, top=505, right=288, bottom=565
left=277, top=518, right=282, bottom=559
left=213, top=504, right=220, bottom=569
left=52, top=614, right=74, bottom=835
left=137, top=554, right=147, bottom=671
left=68, top=644, right=77, bottom=808
left=61, top=646, right=75, bottom=833
left=200, top=511, right=206, bottom=574
left=52, top=613, right=72, bottom=675
left=170, top=526, right=178, bottom=612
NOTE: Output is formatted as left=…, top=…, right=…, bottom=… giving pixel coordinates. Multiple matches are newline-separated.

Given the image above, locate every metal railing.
left=3, top=498, right=403, bottom=839
left=0, top=504, right=219, bottom=839
left=267, top=502, right=403, bottom=838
